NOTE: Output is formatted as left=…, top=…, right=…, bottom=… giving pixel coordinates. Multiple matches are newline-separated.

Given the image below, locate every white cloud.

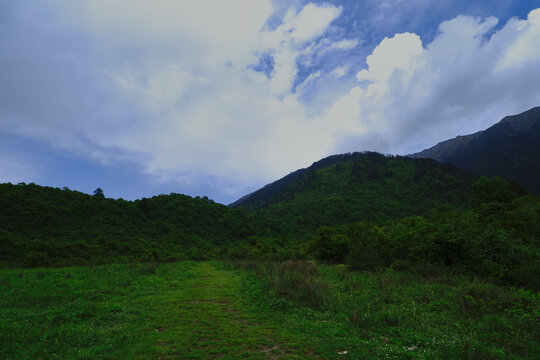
left=356, top=33, right=424, bottom=84
left=284, top=3, right=342, bottom=43
left=323, top=39, right=359, bottom=53
left=496, top=8, right=540, bottom=71
left=93, top=1, right=345, bottom=182
left=0, top=1, right=344, bottom=191
left=1, top=1, right=540, bottom=201
left=262, top=3, right=342, bottom=95
left=330, top=65, right=349, bottom=77
left=330, top=8, right=540, bottom=155
left=76, top=0, right=274, bottom=68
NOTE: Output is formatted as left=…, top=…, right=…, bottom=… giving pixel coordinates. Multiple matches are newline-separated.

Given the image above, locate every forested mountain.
left=0, top=183, right=253, bottom=267
left=1, top=157, right=538, bottom=288
left=231, top=152, right=476, bottom=235
left=409, top=106, right=540, bottom=194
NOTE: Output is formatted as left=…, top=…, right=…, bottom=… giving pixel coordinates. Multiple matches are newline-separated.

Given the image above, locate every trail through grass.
left=5, top=261, right=535, bottom=359
left=0, top=262, right=324, bottom=359
left=128, top=261, right=323, bottom=359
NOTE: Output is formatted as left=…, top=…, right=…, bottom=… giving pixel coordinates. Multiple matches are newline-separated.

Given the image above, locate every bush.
left=346, top=224, right=385, bottom=271
left=23, top=250, right=51, bottom=268
left=233, top=260, right=329, bottom=309
left=505, top=261, right=540, bottom=290
left=312, top=227, right=349, bottom=263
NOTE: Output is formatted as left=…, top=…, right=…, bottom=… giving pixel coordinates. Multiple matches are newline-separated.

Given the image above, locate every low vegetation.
left=0, top=262, right=330, bottom=359
left=230, top=260, right=539, bottom=359
left=3, top=261, right=536, bottom=359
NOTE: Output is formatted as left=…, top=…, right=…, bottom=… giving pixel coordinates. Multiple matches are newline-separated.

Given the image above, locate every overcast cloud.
left=1, top=1, right=539, bottom=202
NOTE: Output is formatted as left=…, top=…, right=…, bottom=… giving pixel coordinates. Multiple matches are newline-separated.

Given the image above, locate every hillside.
left=231, top=152, right=476, bottom=235
left=409, top=106, right=540, bottom=194
left=0, top=183, right=253, bottom=267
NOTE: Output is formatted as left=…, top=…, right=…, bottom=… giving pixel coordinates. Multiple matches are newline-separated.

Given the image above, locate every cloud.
left=330, top=66, right=349, bottom=78
left=262, top=3, right=342, bottom=95
left=282, top=3, right=342, bottom=43
left=356, top=33, right=424, bottom=83
left=0, top=1, right=344, bottom=192
left=327, top=39, right=359, bottom=51
left=330, top=8, right=540, bottom=155
left=1, top=1, right=540, bottom=201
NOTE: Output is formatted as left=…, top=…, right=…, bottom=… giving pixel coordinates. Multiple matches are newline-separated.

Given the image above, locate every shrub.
left=233, top=260, right=329, bottom=309
left=23, top=250, right=51, bottom=268
left=312, top=227, right=349, bottom=263
left=505, top=261, right=540, bottom=290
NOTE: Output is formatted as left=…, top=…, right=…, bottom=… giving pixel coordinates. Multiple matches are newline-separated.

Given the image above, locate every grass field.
left=1, top=261, right=538, bottom=359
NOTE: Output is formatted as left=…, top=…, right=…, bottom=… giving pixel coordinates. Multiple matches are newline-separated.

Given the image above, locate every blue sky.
left=1, top=0, right=540, bottom=204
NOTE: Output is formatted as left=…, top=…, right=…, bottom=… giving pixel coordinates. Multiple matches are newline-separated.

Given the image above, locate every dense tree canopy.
left=1, top=156, right=538, bottom=289
left=0, top=183, right=253, bottom=267
left=234, top=152, right=476, bottom=236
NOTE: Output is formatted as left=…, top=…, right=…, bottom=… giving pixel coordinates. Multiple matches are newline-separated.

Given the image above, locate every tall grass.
left=232, top=260, right=329, bottom=309
left=231, top=260, right=540, bottom=359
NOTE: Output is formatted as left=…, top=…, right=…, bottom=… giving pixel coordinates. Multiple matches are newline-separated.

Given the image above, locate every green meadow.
left=1, top=261, right=538, bottom=359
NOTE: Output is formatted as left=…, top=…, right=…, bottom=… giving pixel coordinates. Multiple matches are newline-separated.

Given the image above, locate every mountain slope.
left=409, top=106, right=540, bottom=194
left=231, top=152, right=476, bottom=235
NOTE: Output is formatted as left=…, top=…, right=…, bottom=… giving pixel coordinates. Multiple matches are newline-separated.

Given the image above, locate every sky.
left=1, top=0, right=540, bottom=204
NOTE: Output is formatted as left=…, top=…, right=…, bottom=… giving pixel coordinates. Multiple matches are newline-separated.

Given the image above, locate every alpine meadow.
left=1, top=1, right=539, bottom=359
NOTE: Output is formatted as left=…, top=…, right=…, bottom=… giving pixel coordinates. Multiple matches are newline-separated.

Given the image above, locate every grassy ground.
left=1, top=261, right=339, bottom=359
left=1, top=261, right=538, bottom=359
left=230, top=261, right=540, bottom=359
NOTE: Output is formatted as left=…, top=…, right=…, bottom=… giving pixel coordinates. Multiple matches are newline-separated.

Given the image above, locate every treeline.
left=1, top=154, right=539, bottom=290
left=228, top=177, right=540, bottom=289
left=311, top=177, right=538, bottom=288
left=0, top=183, right=253, bottom=267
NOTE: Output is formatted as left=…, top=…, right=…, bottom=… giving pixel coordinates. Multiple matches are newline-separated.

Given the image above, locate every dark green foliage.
left=1, top=151, right=539, bottom=293
left=309, top=177, right=540, bottom=288
left=471, top=176, right=528, bottom=209
left=311, top=226, right=349, bottom=263
left=232, top=260, right=329, bottom=309
left=234, top=152, right=475, bottom=236
left=0, top=183, right=254, bottom=267
left=93, top=187, right=104, bottom=198
left=345, top=224, right=385, bottom=271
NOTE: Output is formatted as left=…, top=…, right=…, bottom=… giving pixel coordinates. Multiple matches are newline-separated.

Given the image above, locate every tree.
left=312, top=226, right=349, bottom=263
left=138, top=197, right=150, bottom=217
left=93, top=188, right=104, bottom=198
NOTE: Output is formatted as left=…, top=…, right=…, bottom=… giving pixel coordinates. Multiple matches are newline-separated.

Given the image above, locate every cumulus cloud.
left=331, top=8, right=540, bottom=155
left=1, top=1, right=540, bottom=201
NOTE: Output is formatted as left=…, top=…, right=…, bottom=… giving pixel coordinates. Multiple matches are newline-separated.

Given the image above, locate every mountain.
left=0, top=183, right=253, bottom=267
left=231, top=152, right=476, bottom=235
left=409, top=106, right=540, bottom=194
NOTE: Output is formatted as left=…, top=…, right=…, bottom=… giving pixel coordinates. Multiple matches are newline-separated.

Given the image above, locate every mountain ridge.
left=409, top=106, right=540, bottom=194
left=231, top=152, right=477, bottom=235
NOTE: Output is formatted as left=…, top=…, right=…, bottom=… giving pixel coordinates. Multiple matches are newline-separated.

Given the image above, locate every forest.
left=1, top=153, right=538, bottom=290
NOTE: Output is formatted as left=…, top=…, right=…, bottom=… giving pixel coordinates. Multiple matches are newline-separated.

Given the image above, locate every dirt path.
left=132, top=262, right=322, bottom=359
